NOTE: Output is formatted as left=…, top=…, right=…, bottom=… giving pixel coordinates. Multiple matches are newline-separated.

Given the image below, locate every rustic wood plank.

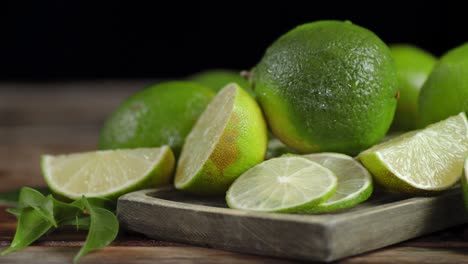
left=0, top=134, right=98, bottom=191
left=2, top=244, right=467, bottom=264
left=117, top=188, right=468, bottom=262
left=2, top=203, right=468, bottom=264
left=340, top=246, right=468, bottom=264
left=1, top=203, right=294, bottom=263
left=0, top=81, right=157, bottom=190
left=0, top=126, right=98, bottom=145
left=0, top=246, right=297, bottom=264
left=0, top=81, right=151, bottom=127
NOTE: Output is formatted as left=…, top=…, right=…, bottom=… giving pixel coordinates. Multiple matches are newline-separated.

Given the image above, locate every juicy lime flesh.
left=360, top=113, right=468, bottom=190
left=98, top=81, right=214, bottom=156
left=254, top=20, right=398, bottom=155
left=389, top=45, right=436, bottom=130
left=303, top=153, right=372, bottom=208
left=226, top=157, right=337, bottom=212
left=175, top=85, right=236, bottom=188
left=419, top=43, right=468, bottom=127
left=43, top=147, right=171, bottom=199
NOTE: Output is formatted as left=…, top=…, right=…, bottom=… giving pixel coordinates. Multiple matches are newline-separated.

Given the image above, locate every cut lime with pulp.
left=359, top=113, right=468, bottom=194
left=175, top=83, right=267, bottom=195
left=302, top=153, right=372, bottom=213
left=226, top=156, right=337, bottom=213
left=42, top=146, right=175, bottom=200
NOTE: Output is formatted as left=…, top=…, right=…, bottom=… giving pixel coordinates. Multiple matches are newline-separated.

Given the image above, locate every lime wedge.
left=226, top=156, right=337, bottom=213
left=302, top=153, right=372, bottom=213
left=42, top=147, right=175, bottom=200
left=175, top=83, right=267, bottom=195
left=359, top=112, right=468, bottom=194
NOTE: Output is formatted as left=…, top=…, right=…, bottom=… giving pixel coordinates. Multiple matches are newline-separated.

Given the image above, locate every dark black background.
left=0, top=2, right=466, bottom=80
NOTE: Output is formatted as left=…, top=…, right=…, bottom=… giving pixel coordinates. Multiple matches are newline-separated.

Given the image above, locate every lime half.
left=226, top=156, right=337, bottom=213
left=359, top=112, right=468, bottom=194
left=42, top=147, right=175, bottom=200
left=302, top=153, right=372, bottom=213
left=175, top=83, right=267, bottom=195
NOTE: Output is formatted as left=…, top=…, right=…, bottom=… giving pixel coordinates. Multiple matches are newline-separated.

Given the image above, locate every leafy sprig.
left=0, top=187, right=119, bottom=263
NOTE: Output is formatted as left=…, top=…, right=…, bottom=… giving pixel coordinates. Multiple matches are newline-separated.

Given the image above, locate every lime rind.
left=389, top=44, right=436, bottom=131
left=175, top=83, right=267, bottom=195
left=377, top=113, right=468, bottom=190
left=226, top=157, right=337, bottom=213
left=174, top=84, right=236, bottom=189
left=42, top=146, right=175, bottom=200
left=98, top=81, right=214, bottom=156
left=190, top=69, right=255, bottom=97
left=359, top=112, right=468, bottom=193
left=253, top=20, right=398, bottom=155
left=301, top=153, right=373, bottom=213
left=418, top=43, right=468, bottom=127
left=358, top=151, right=423, bottom=194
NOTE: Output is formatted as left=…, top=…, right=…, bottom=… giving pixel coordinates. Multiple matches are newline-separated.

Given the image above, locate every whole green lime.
left=190, top=69, right=255, bottom=97
left=99, top=81, right=214, bottom=155
left=418, top=43, right=468, bottom=127
left=253, top=20, right=398, bottom=155
left=390, top=45, right=436, bottom=130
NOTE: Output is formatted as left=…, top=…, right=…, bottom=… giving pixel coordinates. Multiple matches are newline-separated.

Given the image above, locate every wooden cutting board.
left=117, top=187, right=468, bottom=262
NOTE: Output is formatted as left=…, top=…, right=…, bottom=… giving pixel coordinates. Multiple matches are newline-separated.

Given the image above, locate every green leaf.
left=49, top=195, right=83, bottom=223
left=88, top=197, right=116, bottom=211
left=73, top=197, right=119, bottom=263
left=0, top=207, right=54, bottom=256
left=48, top=196, right=94, bottom=231
left=0, top=187, right=50, bottom=206
left=60, top=216, right=91, bottom=231
left=2, top=188, right=119, bottom=263
left=71, top=197, right=116, bottom=211
left=18, top=187, right=56, bottom=227
left=5, top=207, right=22, bottom=218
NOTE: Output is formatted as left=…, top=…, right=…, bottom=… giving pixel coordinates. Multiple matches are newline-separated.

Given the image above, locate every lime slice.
left=175, top=83, right=267, bottom=195
left=42, top=147, right=175, bottom=200
left=462, top=158, right=468, bottom=210
left=302, top=153, right=372, bottom=213
left=226, top=156, right=337, bottom=213
left=359, top=112, right=468, bottom=194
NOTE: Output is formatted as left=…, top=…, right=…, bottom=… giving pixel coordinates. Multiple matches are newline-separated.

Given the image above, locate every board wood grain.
left=117, top=187, right=468, bottom=262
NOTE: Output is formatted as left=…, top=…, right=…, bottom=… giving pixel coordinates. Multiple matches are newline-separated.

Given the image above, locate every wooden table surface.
left=1, top=81, right=467, bottom=263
